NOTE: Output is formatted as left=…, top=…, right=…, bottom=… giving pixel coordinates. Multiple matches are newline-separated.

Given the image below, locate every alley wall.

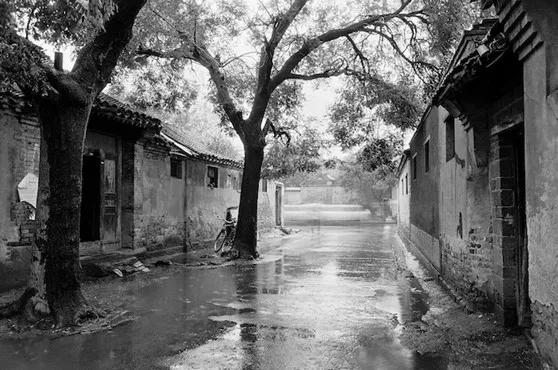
left=139, top=140, right=186, bottom=251
left=523, top=44, right=558, bottom=367
left=437, top=108, right=494, bottom=310
left=408, top=107, right=441, bottom=271
left=0, top=106, right=39, bottom=291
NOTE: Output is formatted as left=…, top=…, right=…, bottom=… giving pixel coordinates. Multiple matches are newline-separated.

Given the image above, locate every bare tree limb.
left=250, top=0, right=309, bottom=124
left=362, top=26, right=438, bottom=79
left=262, top=118, right=291, bottom=145
left=346, top=35, right=369, bottom=75
left=285, top=70, right=344, bottom=81
left=137, top=41, right=246, bottom=139
left=269, top=1, right=415, bottom=91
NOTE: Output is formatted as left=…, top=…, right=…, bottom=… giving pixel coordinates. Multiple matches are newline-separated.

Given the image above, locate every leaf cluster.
left=5, top=0, right=116, bottom=45
left=329, top=76, right=419, bottom=151
left=262, top=122, right=324, bottom=179
left=107, top=61, right=198, bottom=112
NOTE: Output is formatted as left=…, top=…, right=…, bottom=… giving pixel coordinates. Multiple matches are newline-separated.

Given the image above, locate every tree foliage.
left=262, top=123, right=324, bottom=179
left=110, top=0, right=486, bottom=257
left=108, top=61, right=198, bottom=113
left=329, top=76, right=420, bottom=151
left=339, top=135, right=402, bottom=213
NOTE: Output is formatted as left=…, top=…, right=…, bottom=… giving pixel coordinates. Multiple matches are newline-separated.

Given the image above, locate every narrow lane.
left=0, top=225, right=443, bottom=369
left=167, top=224, right=444, bottom=369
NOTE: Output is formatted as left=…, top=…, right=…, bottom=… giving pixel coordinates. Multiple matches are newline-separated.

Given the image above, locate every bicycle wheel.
left=222, top=229, right=235, bottom=252
left=214, top=229, right=227, bottom=253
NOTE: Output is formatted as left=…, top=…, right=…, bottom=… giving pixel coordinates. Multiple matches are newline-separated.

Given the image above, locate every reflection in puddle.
left=358, top=334, right=448, bottom=370
left=374, top=272, right=430, bottom=325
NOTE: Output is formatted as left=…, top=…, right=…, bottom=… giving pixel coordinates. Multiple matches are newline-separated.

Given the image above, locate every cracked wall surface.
left=524, top=46, right=558, bottom=368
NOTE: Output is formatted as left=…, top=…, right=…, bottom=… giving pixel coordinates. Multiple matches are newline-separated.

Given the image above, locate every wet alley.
left=0, top=225, right=539, bottom=369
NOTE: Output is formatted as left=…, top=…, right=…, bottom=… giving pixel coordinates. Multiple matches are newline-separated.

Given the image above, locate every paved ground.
left=0, top=224, right=540, bottom=369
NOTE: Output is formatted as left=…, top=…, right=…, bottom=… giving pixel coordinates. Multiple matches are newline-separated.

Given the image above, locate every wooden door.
left=275, top=185, right=282, bottom=226
left=102, top=154, right=118, bottom=243
left=80, top=155, right=101, bottom=241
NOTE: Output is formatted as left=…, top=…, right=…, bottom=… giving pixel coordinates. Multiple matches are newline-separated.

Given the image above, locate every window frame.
left=170, top=158, right=182, bottom=179
left=207, top=165, right=219, bottom=188
left=424, top=139, right=430, bottom=173
left=261, top=179, right=268, bottom=193
left=445, top=116, right=455, bottom=162
left=412, top=154, right=417, bottom=180
left=405, top=174, right=408, bottom=195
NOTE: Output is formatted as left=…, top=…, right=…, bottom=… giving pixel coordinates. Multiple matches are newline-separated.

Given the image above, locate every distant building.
left=284, top=171, right=355, bottom=205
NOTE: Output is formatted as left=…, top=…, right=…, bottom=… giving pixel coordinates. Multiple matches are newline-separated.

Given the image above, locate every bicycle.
left=214, top=206, right=238, bottom=253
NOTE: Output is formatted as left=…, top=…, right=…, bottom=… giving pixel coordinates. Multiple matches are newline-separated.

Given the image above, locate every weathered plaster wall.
left=185, top=159, right=241, bottom=246
left=139, top=140, right=186, bottom=251
left=121, top=140, right=144, bottom=249
left=438, top=107, right=493, bottom=310
left=0, top=108, right=39, bottom=291
left=523, top=46, right=558, bottom=367
left=409, top=107, right=441, bottom=270
left=396, top=160, right=410, bottom=232
left=258, top=180, right=283, bottom=229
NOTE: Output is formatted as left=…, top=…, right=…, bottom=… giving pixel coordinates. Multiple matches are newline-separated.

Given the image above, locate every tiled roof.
left=1, top=88, right=161, bottom=130
left=93, top=93, right=161, bottom=129
left=161, top=124, right=243, bottom=169
left=434, top=19, right=507, bottom=104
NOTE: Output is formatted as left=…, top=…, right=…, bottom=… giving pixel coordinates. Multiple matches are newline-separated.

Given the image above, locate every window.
left=207, top=166, right=218, bottom=188
left=401, top=179, right=404, bottom=195
left=446, top=116, right=455, bottom=161
left=412, top=154, right=417, bottom=180
left=424, top=140, right=430, bottom=173
left=226, top=174, right=232, bottom=189
left=261, top=179, right=268, bottom=192
left=405, top=174, right=408, bottom=195
left=170, top=158, right=182, bottom=179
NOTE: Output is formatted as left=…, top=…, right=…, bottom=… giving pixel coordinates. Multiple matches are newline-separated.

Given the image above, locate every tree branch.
left=346, top=35, right=369, bottom=76
left=285, top=70, right=344, bottom=81
left=137, top=41, right=246, bottom=139
left=363, top=26, right=438, bottom=78
left=269, top=1, right=414, bottom=91
left=72, top=0, right=149, bottom=97
left=250, top=0, right=309, bottom=124
left=262, top=118, right=291, bottom=145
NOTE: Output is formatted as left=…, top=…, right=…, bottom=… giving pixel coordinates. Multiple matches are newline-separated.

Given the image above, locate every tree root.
left=0, top=288, right=36, bottom=319
left=222, top=247, right=259, bottom=261
left=73, top=303, right=106, bottom=326
left=55, top=310, right=135, bottom=337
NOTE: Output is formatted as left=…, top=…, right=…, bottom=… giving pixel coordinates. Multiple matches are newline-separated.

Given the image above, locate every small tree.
left=0, top=0, right=147, bottom=326
left=338, top=135, right=403, bottom=215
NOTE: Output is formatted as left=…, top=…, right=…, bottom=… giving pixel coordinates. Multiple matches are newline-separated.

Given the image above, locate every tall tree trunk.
left=23, top=122, right=51, bottom=320
left=234, top=143, right=264, bottom=259
left=40, top=98, right=97, bottom=326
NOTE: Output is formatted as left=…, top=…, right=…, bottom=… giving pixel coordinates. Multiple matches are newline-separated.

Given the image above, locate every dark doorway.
left=275, top=185, right=282, bottom=226
left=81, top=155, right=101, bottom=241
